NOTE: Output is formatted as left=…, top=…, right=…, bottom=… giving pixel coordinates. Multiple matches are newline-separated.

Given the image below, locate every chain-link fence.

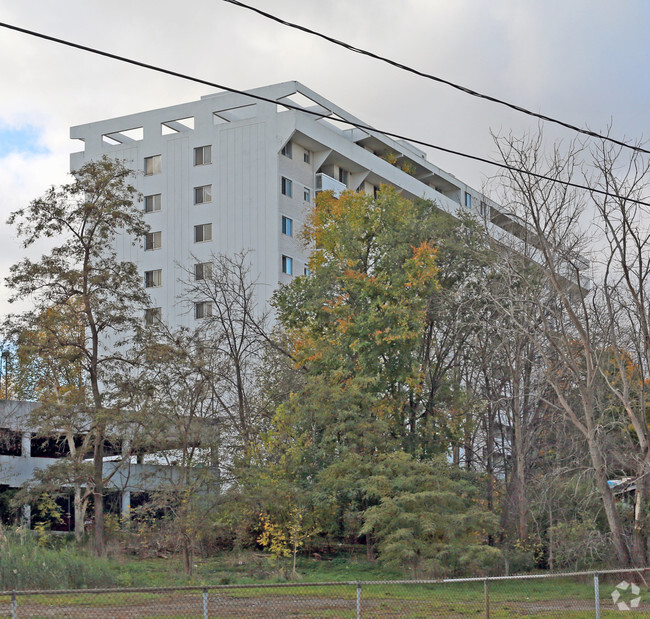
left=0, top=567, right=648, bottom=617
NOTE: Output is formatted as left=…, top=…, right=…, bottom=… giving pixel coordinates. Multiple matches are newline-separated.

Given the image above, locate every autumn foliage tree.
left=5, top=157, right=149, bottom=555
left=271, top=187, right=496, bottom=570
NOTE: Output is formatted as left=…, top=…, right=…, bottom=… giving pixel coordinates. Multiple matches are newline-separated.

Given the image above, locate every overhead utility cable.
left=221, top=0, right=649, bottom=156
left=0, top=21, right=648, bottom=207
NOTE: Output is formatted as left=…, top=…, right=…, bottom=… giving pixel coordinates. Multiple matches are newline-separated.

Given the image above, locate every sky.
left=0, top=0, right=649, bottom=317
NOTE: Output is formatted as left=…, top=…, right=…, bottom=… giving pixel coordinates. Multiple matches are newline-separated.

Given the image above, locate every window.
left=338, top=168, right=348, bottom=185
left=0, top=429, right=22, bottom=456
left=465, top=192, right=472, bottom=208
left=281, top=216, right=293, bottom=237
left=282, top=255, right=293, bottom=275
left=281, top=177, right=292, bottom=197
left=195, top=301, right=213, bottom=319
left=144, top=194, right=161, bottom=213
left=194, top=185, right=212, bottom=204
left=145, top=307, right=162, bottom=325
left=194, top=145, right=212, bottom=166
left=480, top=200, right=488, bottom=217
left=303, top=187, right=311, bottom=202
left=194, top=223, right=212, bottom=243
left=304, top=266, right=311, bottom=276
left=194, top=262, right=213, bottom=281
left=145, top=231, right=161, bottom=251
left=303, top=150, right=311, bottom=164
left=144, top=155, right=161, bottom=176
left=281, top=141, right=292, bottom=158
left=144, top=269, right=162, bottom=288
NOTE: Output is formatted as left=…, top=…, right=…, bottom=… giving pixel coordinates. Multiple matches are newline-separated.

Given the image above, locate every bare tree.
left=589, top=137, right=650, bottom=565
left=183, top=252, right=274, bottom=471
left=492, top=131, right=633, bottom=565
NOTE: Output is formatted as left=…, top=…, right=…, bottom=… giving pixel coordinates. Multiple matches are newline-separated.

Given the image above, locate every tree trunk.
left=74, top=484, right=85, bottom=543
left=93, top=426, right=106, bottom=556
left=587, top=437, right=631, bottom=566
left=512, top=375, right=528, bottom=541
left=548, top=504, right=554, bottom=571
left=183, top=534, right=193, bottom=576
left=631, top=464, right=649, bottom=566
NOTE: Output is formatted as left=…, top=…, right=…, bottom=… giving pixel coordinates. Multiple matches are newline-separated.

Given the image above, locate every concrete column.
left=22, top=504, right=31, bottom=529
left=21, top=432, right=31, bottom=457
left=121, top=490, right=131, bottom=522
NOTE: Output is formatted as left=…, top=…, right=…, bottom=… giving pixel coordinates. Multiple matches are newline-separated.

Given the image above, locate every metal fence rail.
left=0, top=567, right=648, bottom=617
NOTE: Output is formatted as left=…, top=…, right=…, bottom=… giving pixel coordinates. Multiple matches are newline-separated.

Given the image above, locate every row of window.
left=144, top=253, right=306, bottom=324
left=145, top=253, right=301, bottom=287
left=145, top=211, right=297, bottom=251
left=144, top=146, right=212, bottom=177
left=144, top=184, right=212, bottom=214
left=145, top=301, right=213, bottom=325
left=145, top=176, right=310, bottom=216
left=281, top=255, right=310, bottom=277
left=281, top=177, right=311, bottom=202
left=280, top=141, right=311, bottom=164
left=144, top=262, right=212, bottom=289
left=144, top=223, right=212, bottom=250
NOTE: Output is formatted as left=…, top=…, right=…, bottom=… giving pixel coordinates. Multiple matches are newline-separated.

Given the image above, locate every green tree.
left=274, top=186, right=441, bottom=459
left=271, top=187, right=495, bottom=568
left=359, top=452, right=499, bottom=578
left=6, top=157, right=149, bottom=555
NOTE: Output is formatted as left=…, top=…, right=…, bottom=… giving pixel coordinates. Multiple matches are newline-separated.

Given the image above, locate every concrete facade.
left=0, top=400, right=169, bottom=527
left=70, top=81, right=558, bottom=329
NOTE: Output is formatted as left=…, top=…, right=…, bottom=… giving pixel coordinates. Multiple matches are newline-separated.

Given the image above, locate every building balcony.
left=315, top=173, right=347, bottom=198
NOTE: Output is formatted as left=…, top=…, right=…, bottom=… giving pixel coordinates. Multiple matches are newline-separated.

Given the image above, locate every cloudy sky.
left=0, top=0, right=649, bottom=315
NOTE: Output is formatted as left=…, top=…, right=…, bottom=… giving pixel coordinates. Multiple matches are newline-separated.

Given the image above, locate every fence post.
left=203, top=587, right=208, bottom=619
left=594, top=572, right=600, bottom=619
left=11, top=590, right=17, bottom=619
left=484, top=578, right=490, bottom=619
left=356, top=582, right=362, bottom=619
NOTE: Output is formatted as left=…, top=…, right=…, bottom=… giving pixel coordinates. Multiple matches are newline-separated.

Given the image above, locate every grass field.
left=2, top=546, right=649, bottom=616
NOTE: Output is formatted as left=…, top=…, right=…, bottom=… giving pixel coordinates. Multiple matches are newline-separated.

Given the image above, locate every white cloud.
left=0, top=0, right=649, bottom=318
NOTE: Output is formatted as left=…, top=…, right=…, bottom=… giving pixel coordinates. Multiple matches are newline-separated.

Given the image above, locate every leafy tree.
left=274, top=186, right=441, bottom=458
left=359, top=452, right=499, bottom=577
left=5, top=157, right=149, bottom=555
left=271, top=187, right=496, bottom=567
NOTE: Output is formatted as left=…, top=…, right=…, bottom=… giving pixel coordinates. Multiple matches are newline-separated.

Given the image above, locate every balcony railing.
left=315, top=173, right=347, bottom=198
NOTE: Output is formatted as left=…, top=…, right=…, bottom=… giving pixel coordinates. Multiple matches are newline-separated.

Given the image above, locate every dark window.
left=194, top=223, right=212, bottom=243
left=145, top=231, right=161, bottom=250
left=194, top=185, right=212, bottom=204
left=145, top=307, right=162, bottom=325
left=281, top=177, right=292, bottom=197
left=282, top=255, right=293, bottom=275
left=195, top=262, right=213, bottom=280
left=144, top=194, right=161, bottom=213
left=0, top=429, right=22, bottom=456
left=31, top=435, right=70, bottom=458
left=194, top=145, right=212, bottom=166
left=281, top=142, right=292, bottom=158
left=144, top=155, right=161, bottom=176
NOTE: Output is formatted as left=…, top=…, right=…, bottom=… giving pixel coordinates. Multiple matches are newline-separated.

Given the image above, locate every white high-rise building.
left=70, top=81, right=544, bottom=327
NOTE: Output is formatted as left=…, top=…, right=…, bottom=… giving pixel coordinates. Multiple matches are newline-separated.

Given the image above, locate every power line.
left=0, top=20, right=648, bottom=208
left=221, top=0, right=650, bottom=156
